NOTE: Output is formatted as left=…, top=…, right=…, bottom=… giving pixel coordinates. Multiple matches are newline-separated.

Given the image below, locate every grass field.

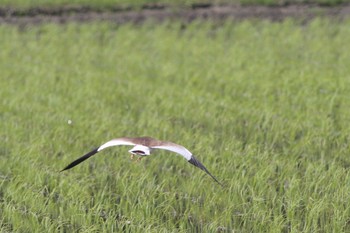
left=1, top=19, right=350, bottom=232
left=1, top=0, right=348, bottom=9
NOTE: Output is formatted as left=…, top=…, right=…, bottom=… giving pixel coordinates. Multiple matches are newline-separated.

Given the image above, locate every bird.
left=60, top=136, right=222, bottom=186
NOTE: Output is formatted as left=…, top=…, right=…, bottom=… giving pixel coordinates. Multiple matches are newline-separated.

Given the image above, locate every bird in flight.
left=61, top=136, right=222, bottom=186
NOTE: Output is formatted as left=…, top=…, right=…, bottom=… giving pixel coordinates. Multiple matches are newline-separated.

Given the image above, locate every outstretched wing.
left=60, top=138, right=136, bottom=172
left=152, top=143, right=223, bottom=187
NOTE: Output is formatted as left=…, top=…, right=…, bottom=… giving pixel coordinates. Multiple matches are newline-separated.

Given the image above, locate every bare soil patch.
left=0, top=3, right=349, bottom=25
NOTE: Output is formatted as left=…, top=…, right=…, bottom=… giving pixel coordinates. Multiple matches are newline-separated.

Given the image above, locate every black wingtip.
left=60, top=147, right=99, bottom=172
left=188, top=156, right=224, bottom=187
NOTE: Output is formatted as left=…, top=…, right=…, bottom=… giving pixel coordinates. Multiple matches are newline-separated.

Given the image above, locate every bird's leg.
left=130, top=154, right=134, bottom=160
left=136, top=157, right=143, bottom=162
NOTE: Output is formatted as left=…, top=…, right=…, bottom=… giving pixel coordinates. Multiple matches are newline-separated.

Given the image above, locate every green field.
left=1, top=19, right=350, bottom=232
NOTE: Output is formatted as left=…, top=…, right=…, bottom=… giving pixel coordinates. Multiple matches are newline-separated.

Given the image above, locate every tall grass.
left=1, top=19, right=350, bottom=232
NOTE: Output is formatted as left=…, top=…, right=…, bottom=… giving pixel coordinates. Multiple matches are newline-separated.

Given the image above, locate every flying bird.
left=61, top=136, right=222, bottom=186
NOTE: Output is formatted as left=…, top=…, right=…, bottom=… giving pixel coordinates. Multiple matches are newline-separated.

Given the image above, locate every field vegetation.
left=1, top=0, right=348, bottom=10
left=1, top=18, right=350, bottom=232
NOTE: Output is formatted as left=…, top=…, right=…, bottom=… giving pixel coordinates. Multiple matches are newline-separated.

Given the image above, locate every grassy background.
left=1, top=19, right=350, bottom=232
left=1, top=0, right=349, bottom=9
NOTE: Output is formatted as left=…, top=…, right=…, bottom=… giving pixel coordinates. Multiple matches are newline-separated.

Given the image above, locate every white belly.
left=128, top=145, right=151, bottom=156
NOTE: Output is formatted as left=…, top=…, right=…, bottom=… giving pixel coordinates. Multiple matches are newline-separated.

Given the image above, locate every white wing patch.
left=97, top=138, right=136, bottom=152
left=152, top=144, right=192, bottom=160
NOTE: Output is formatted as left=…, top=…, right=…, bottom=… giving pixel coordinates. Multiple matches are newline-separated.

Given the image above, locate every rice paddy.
left=1, top=18, right=350, bottom=232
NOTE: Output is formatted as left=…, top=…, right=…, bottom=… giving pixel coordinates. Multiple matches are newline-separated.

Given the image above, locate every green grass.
left=1, top=0, right=349, bottom=10
left=1, top=19, right=350, bottom=232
